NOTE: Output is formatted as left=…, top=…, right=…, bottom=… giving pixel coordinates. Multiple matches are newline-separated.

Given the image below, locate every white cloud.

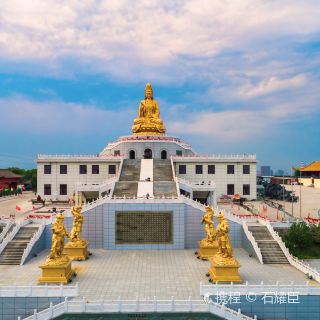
left=0, top=96, right=135, bottom=135
left=237, top=75, right=307, bottom=99
left=0, top=0, right=319, bottom=80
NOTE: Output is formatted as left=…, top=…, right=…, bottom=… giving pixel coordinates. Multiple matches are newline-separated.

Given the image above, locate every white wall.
left=174, top=161, right=257, bottom=200
left=37, top=160, right=120, bottom=200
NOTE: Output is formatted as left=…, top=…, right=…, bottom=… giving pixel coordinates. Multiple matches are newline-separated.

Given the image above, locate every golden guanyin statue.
left=207, top=211, right=242, bottom=283
left=132, top=83, right=166, bottom=135
left=39, top=212, right=74, bottom=284
left=200, top=206, right=216, bottom=245
left=197, top=206, right=218, bottom=260
left=63, top=192, right=89, bottom=260
left=46, top=213, right=70, bottom=265
left=215, top=211, right=233, bottom=260
left=69, top=194, right=86, bottom=246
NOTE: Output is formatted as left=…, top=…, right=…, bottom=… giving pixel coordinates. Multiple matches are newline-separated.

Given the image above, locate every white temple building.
left=37, top=83, right=257, bottom=206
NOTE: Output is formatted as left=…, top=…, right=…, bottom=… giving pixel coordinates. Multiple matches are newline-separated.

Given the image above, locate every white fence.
left=0, top=219, right=30, bottom=255
left=242, top=222, right=263, bottom=264
left=21, top=297, right=256, bottom=320
left=259, top=219, right=320, bottom=283
left=0, top=220, right=13, bottom=243
left=200, top=281, right=320, bottom=296
left=0, top=283, right=78, bottom=297
left=20, top=222, right=46, bottom=265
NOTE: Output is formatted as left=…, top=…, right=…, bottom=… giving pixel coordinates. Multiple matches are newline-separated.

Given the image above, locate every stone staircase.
left=153, top=159, right=173, bottom=181
left=113, top=182, right=138, bottom=198
left=0, top=226, right=39, bottom=265
left=119, top=159, right=141, bottom=181
left=154, top=182, right=178, bottom=197
left=113, top=159, right=141, bottom=197
left=248, top=225, right=288, bottom=264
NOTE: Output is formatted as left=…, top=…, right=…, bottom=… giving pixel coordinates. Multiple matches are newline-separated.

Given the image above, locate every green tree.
left=284, top=222, right=312, bottom=252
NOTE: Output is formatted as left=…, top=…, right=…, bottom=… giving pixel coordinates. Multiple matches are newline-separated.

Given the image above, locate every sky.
left=0, top=0, right=319, bottom=172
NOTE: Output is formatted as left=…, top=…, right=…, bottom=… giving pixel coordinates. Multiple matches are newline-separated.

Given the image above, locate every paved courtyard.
left=0, top=249, right=309, bottom=300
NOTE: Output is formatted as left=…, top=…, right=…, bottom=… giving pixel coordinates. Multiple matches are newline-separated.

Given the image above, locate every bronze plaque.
left=115, top=211, right=173, bottom=244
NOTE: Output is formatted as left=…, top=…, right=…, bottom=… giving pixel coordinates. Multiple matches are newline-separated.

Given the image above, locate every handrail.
left=259, top=219, right=320, bottom=283
left=170, top=156, right=180, bottom=197
left=0, top=221, right=13, bottom=243
left=176, top=177, right=216, bottom=189
left=200, top=280, right=320, bottom=295
left=0, top=283, right=78, bottom=297
left=20, top=222, right=46, bottom=265
left=21, top=297, right=256, bottom=320
left=0, top=219, right=30, bottom=255
left=242, top=222, right=263, bottom=264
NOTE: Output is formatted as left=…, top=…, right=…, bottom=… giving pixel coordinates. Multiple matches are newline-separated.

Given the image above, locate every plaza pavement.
left=0, top=249, right=309, bottom=300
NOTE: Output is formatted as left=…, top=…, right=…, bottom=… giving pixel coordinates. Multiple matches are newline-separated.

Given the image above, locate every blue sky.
left=0, top=0, right=319, bottom=172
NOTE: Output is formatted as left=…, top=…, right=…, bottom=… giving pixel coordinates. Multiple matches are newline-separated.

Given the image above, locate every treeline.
left=8, top=167, right=37, bottom=190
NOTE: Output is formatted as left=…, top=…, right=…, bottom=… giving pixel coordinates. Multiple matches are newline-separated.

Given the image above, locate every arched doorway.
left=129, top=150, right=135, bottom=159
left=161, top=150, right=167, bottom=159
left=144, top=148, right=152, bottom=159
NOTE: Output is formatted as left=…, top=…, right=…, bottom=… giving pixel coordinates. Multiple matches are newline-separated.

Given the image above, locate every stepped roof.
left=300, top=161, right=320, bottom=172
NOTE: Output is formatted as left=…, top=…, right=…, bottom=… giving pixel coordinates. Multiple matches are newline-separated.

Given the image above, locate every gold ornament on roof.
left=132, top=83, right=166, bottom=135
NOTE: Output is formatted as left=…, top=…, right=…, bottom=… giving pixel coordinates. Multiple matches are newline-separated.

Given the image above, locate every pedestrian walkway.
left=137, top=159, right=154, bottom=198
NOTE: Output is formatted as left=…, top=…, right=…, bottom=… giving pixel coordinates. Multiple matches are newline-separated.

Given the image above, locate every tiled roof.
left=0, top=169, right=22, bottom=179
left=300, top=161, right=320, bottom=172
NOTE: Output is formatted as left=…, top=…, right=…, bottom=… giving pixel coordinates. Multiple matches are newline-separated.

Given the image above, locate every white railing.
left=0, top=283, right=78, bottom=297
left=173, top=154, right=256, bottom=160
left=20, top=223, right=46, bottom=265
left=0, top=219, right=30, bottom=255
left=176, top=177, right=216, bottom=190
left=200, top=280, right=320, bottom=296
left=38, top=154, right=124, bottom=160
left=170, top=155, right=181, bottom=196
left=259, top=219, right=320, bottom=283
left=22, top=297, right=256, bottom=320
left=242, top=222, right=263, bottom=264
left=0, top=221, right=13, bottom=243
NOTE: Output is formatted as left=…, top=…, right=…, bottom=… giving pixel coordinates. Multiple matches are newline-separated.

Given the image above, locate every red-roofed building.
left=0, top=169, right=22, bottom=190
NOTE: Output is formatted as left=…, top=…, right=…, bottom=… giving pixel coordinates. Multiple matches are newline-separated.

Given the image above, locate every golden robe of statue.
left=215, top=211, right=233, bottom=259
left=69, top=194, right=86, bottom=246
left=46, top=213, right=70, bottom=265
left=200, top=206, right=216, bottom=245
left=132, top=83, right=166, bottom=135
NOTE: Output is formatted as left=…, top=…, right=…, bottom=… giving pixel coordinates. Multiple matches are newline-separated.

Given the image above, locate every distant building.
left=261, top=166, right=272, bottom=176
left=0, top=169, right=22, bottom=190
left=275, top=169, right=285, bottom=176
left=296, top=161, right=320, bottom=178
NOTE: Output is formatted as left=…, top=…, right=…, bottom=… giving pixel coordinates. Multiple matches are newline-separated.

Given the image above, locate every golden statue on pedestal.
left=39, top=213, right=74, bottom=284
left=207, top=211, right=242, bottom=282
left=63, top=193, right=89, bottom=260
left=197, top=206, right=218, bottom=260
left=132, top=83, right=166, bottom=135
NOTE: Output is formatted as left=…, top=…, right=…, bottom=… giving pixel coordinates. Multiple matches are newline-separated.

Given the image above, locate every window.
left=227, top=184, right=234, bottom=196
left=44, top=184, right=51, bottom=195
left=161, top=150, right=167, bottom=159
left=60, top=165, right=67, bottom=174
left=92, top=165, right=99, bottom=174
left=176, top=150, right=182, bottom=156
left=243, top=165, right=250, bottom=174
left=195, top=165, right=203, bottom=174
left=129, top=150, right=135, bottom=159
left=227, top=165, right=235, bottom=174
left=243, top=184, right=250, bottom=195
left=79, top=165, right=87, bottom=174
left=208, top=165, right=215, bottom=174
left=109, top=164, right=116, bottom=174
left=114, top=150, right=120, bottom=156
left=60, top=184, right=67, bottom=195
left=44, top=165, right=51, bottom=174
left=179, top=165, right=186, bottom=174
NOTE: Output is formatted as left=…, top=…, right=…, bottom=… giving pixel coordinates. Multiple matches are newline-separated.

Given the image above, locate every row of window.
left=44, top=164, right=116, bottom=175
left=227, top=184, right=251, bottom=195
left=43, top=183, right=251, bottom=196
left=178, top=164, right=251, bottom=175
